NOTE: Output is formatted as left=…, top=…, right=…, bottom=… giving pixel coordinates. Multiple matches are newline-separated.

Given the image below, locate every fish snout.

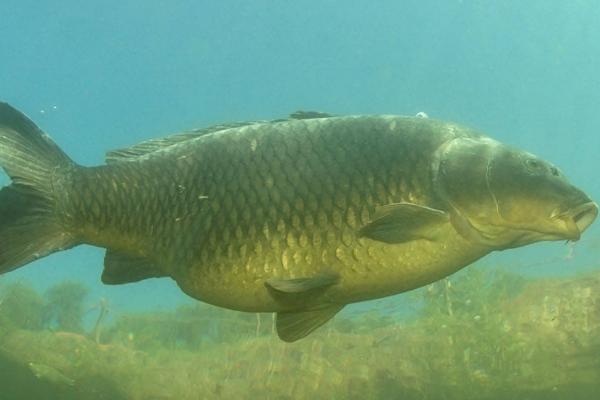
left=552, top=201, right=598, bottom=241
left=571, top=201, right=598, bottom=235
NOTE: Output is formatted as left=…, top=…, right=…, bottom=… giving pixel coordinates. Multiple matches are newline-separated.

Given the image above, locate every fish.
left=0, top=103, right=596, bottom=342
left=28, top=362, right=75, bottom=386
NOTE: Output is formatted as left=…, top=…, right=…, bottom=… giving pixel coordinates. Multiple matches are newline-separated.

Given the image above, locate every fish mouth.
left=553, top=202, right=598, bottom=241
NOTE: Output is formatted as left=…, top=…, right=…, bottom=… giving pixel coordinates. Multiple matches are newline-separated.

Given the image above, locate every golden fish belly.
left=174, top=223, right=488, bottom=312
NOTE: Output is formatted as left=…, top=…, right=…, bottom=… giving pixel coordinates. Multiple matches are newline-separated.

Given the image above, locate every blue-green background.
left=1, top=0, right=599, bottom=315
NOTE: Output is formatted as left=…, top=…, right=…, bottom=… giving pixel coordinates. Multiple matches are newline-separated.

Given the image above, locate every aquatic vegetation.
left=43, top=281, right=89, bottom=332
left=0, top=282, right=45, bottom=331
left=0, top=267, right=599, bottom=399
left=90, top=297, right=109, bottom=344
left=418, top=266, right=528, bottom=318
left=105, top=303, right=263, bottom=351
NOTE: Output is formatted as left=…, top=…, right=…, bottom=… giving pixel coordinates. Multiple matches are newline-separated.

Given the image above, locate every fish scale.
left=58, top=117, right=462, bottom=306
left=1, top=102, right=595, bottom=341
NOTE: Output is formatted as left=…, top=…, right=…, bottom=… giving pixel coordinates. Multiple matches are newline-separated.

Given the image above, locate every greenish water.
left=1, top=262, right=598, bottom=400
left=2, top=1, right=600, bottom=399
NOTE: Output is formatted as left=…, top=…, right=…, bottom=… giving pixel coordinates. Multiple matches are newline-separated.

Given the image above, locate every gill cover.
left=432, top=137, right=504, bottom=247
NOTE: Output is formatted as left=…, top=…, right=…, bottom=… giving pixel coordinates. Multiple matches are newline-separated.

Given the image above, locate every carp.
left=0, top=103, right=596, bottom=341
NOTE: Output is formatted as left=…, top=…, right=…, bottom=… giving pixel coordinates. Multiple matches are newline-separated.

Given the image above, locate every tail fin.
left=0, top=102, right=78, bottom=273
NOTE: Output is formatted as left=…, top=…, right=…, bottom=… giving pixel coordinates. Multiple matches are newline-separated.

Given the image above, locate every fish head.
left=434, top=137, right=597, bottom=248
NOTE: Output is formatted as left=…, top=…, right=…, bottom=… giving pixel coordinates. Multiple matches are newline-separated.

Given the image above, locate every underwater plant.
left=43, top=281, right=89, bottom=332
left=0, top=282, right=45, bottom=330
left=0, top=269, right=598, bottom=399
left=90, top=297, right=109, bottom=344
left=418, top=265, right=528, bottom=318
left=105, top=303, right=261, bottom=351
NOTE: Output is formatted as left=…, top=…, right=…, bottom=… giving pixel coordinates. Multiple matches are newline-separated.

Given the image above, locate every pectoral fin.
left=359, top=202, right=449, bottom=244
left=276, top=304, right=344, bottom=342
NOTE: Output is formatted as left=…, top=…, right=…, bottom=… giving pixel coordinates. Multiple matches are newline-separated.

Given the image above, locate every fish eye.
left=525, top=158, right=544, bottom=173
left=550, top=166, right=560, bottom=177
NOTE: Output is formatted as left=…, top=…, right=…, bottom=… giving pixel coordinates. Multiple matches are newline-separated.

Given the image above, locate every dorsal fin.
left=106, top=111, right=335, bottom=164
left=105, top=121, right=263, bottom=164
left=289, top=110, right=334, bottom=120
left=106, top=132, right=202, bottom=164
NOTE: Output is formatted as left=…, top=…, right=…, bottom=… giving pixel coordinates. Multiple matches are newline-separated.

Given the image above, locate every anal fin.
left=276, top=304, right=344, bottom=342
left=101, top=250, right=165, bottom=285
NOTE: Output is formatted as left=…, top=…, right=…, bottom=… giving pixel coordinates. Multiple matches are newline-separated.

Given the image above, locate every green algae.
left=0, top=282, right=45, bottom=330
left=0, top=266, right=599, bottom=399
left=43, top=281, right=89, bottom=332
